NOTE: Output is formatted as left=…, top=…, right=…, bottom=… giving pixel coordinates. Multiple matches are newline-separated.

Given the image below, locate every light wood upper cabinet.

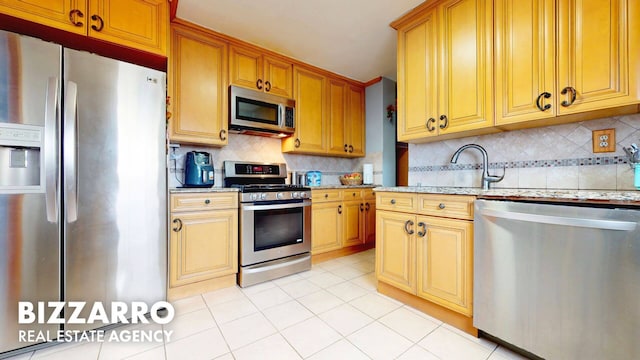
left=495, top=0, right=639, bottom=125
left=229, top=44, right=293, bottom=98
left=416, top=215, right=473, bottom=316
left=494, top=0, right=556, bottom=124
left=556, top=0, right=639, bottom=114
left=168, top=22, right=229, bottom=146
left=0, top=0, right=168, bottom=55
left=327, top=79, right=348, bottom=155
left=87, top=0, right=168, bottom=56
left=282, top=65, right=327, bottom=153
left=0, top=0, right=88, bottom=34
left=347, top=85, right=365, bottom=156
left=395, top=0, right=493, bottom=142
left=286, top=68, right=365, bottom=157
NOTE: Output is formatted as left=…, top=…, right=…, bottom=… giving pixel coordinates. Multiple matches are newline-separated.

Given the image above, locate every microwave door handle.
left=278, top=104, right=285, bottom=127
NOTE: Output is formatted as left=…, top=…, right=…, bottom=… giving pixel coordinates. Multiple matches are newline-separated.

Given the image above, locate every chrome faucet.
left=450, top=144, right=504, bottom=190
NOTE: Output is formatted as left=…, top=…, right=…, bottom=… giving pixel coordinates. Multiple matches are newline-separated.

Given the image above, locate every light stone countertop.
left=310, top=184, right=379, bottom=190
left=169, top=187, right=240, bottom=194
left=374, top=186, right=640, bottom=205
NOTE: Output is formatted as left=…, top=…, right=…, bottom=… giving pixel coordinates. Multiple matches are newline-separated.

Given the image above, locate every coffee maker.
left=184, top=151, right=214, bottom=187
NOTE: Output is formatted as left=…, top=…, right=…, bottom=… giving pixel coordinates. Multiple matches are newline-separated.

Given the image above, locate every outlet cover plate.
left=592, top=128, right=616, bottom=153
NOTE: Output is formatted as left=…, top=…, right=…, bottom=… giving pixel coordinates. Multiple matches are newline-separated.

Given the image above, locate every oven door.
left=240, top=199, right=311, bottom=266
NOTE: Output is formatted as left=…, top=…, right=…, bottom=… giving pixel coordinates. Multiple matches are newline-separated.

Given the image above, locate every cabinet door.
left=229, top=45, right=263, bottom=92
left=397, top=9, right=439, bottom=142
left=327, top=78, right=348, bottom=155
left=88, top=0, right=168, bottom=56
left=438, top=0, right=493, bottom=134
left=342, top=200, right=365, bottom=247
left=364, top=197, right=376, bottom=244
left=494, top=0, right=556, bottom=125
left=557, top=0, right=640, bottom=114
left=283, top=66, right=326, bottom=153
left=416, top=216, right=473, bottom=316
left=169, top=24, right=228, bottom=146
left=170, top=210, right=238, bottom=287
left=311, top=202, right=342, bottom=254
left=347, top=84, right=365, bottom=157
left=263, top=54, right=293, bottom=98
left=0, top=0, right=87, bottom=34
left=376, top=210, right=416, bottom=294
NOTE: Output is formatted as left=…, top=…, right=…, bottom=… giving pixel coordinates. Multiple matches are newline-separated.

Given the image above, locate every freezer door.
left=63, top=49, right=166, bottom=331
left=0, top=31, right=62, bottom=353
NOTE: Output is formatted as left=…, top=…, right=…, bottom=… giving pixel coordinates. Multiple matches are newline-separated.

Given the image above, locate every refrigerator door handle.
left=45, top=77, right=59, bottom=223
left=64, top=81, right=79, bottom=223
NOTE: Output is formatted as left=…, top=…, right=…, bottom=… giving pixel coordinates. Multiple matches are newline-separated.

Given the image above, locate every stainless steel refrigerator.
left=0, top=30, right=167, bottom=355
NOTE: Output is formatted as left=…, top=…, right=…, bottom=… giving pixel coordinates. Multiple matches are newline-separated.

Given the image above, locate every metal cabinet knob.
left=438, top=203, right=445, bottom=209
left=390, top=199, right=396, bottom=204
left=204, top=199, right=211, bottom=204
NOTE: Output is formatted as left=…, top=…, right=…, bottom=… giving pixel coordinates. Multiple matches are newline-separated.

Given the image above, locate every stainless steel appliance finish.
left=229, top=85, right=295, bottom=137
left=474, top=199, right=640, bottom=360
left=0, top=30, right=166, bottom=355
left=224, top=161, right=311, bottom=287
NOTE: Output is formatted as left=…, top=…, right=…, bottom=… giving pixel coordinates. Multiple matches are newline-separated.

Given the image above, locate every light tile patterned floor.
left=7, top=249, right=528, bottom=360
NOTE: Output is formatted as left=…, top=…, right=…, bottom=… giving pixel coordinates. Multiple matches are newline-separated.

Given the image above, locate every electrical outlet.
left=592, top=129, right=615, bottom=153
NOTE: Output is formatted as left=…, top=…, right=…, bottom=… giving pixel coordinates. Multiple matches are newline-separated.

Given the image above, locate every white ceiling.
left=176, top=0, right=427, bottom=83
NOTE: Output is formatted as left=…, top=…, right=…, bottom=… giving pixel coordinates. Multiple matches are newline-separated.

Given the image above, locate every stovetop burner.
left=223, top=161, right=311, bottom=202
left=232, top=184, right=310, bottom=193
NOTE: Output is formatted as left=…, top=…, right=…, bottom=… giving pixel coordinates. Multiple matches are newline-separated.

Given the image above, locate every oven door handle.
left=242, top=200, right=311, bottom=211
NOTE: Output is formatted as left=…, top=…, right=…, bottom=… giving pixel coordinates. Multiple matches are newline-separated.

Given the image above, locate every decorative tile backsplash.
left=168, top=134, right=381, bottom=188
left=408, top=113, right=640, bottom=190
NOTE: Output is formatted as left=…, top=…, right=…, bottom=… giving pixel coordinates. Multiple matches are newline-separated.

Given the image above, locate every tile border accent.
left=409, top=155, right=630, bottom=172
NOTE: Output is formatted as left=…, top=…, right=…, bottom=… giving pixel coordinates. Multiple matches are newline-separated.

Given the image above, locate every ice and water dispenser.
left=0, top=123, right=44, bottom=193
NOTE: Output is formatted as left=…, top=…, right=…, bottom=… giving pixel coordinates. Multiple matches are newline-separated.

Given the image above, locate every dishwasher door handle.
left=480, top=208, right=637, bottom=231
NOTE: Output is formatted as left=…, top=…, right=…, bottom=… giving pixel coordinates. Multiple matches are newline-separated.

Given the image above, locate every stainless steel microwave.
left=229, top=85, right=295, bottom=137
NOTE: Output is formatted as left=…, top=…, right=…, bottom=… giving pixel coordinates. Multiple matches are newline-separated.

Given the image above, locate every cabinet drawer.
left=376, top=192, right=418, bottom=213
left=312, top=189, right=343, bottom=203
left=171, top=192, right=238, bottom=212
left=418, top=194, right=474, bottom=220
left=343, top=189, right=364, bottom=200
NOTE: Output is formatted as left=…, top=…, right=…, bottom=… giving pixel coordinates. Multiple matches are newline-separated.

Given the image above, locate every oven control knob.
left=250, top=193, right=259, bottom=201
left=300, top=192, right=309, bottom=199
left=260, top=193, right=268, bottom=200
left=276, top=192, right=285, bottom=200
left=292, top=192, right=299, bottom=199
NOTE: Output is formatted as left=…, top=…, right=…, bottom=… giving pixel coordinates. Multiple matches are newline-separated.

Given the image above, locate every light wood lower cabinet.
left=310, top=200, right=343, bottom=253
left=376, top=192, right=474, bottom=317
left=376, top=210, right=416, bottom=294
left=416, top=215, right=473, bottom=316
left=311, top=188, right=375, bottom=255
left=169, top=192, right=238, bottom=299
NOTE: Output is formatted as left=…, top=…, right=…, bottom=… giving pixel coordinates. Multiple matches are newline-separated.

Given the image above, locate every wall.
left=169, top=134, right=376, bottom=188
left=408, top=113, right=640, bottom=190
left=365, top=77, right=397, bottom=186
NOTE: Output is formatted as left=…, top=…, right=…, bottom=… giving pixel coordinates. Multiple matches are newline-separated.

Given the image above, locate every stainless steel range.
left=224, top=161, right=311, bottom=287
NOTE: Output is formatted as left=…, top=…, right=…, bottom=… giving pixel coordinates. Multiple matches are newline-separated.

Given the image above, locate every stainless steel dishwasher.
left=474, top=199, right=640, bottom=360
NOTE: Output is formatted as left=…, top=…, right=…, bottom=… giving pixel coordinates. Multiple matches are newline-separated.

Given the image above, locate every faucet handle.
left=486, top=165, right=506, bottom=183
